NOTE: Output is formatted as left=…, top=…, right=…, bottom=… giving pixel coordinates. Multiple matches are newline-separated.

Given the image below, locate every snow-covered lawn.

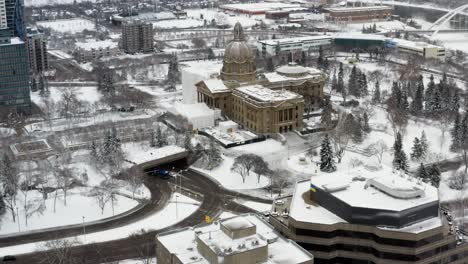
left=37, top=18, right=96, bottom=34
left=31, top=86, right=102, bottom=109
left=0, top=192, right=200, bottom=256
left=192, top=155, right=270, bottom=190
left=153, top=19, right=204, bottom=29
left=186, top=9, right=273, bottom=28
left=25, top=0, right=98, bottom=6
left=0, top=187, right=138, bottom=235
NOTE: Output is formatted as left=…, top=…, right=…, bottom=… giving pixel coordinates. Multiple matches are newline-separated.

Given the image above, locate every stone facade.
left=196, top=22, right=325, bottom=135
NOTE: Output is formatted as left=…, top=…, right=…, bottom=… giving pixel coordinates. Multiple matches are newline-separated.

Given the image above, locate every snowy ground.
left=37, top=18, right=96, bottom=34
left=24, top=0, right=98, bottom=6
left=238, top=200, right=272, bottom=213
left=0, top=150, right=150, bottom=235
left=432, top=33, right=468, bottom=54
left=0, top=192, right=199, bottom=256
left=153, top=19, right=204, bottom=29
left=0, top=127, right=15, bottom=137
left=186, top=9, right=274, bottom=28
left=192, top=155, right=270, bottom=190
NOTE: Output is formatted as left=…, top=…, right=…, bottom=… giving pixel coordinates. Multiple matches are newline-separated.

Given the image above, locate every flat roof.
left=203, top=79, right=231, bottom=94
left=157, top=214, right=313, bottom=263
left=264, top=67, right=324, bottom=83
left=236, top=85, right=301, bottom=102
left=389, top=38, right=444, bottom=50
left=312, top=166, right=438, bottom=211
left=258, top=35, right=332, bottom=46
left=221, top=2, right=302, bottom=13
left=325, top=5, right=393, bottom=12
left=75, top=39, right=118, bottom=51
left=287, top=180, right=442, bottom=234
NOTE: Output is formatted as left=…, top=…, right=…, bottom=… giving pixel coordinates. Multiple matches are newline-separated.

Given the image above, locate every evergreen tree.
left=266, top=57, right=275, bottom=72
left=372, top=23, right=377, bottom=33
left=372, top=80, right=381, bottom=104
left=167, top=54, right=181, bottom=86
left=150, top=130, right=156, bottom=147
left=450, top=90, right=460, bottom=114
left=410, top=137, right=422, bottom=161
left=155, top=126, right=167, bottom=147
left=359, top=72, right=368, bottom=96
left=275, top=42, right=281, bottom=56
left=320, top=134, right=336, bottom=173
left=317, top=46, right=325, bottom=69
left=424, top=75, right=436, bottom=111
left=331, top=69, right=338, bottom=91
left=420, top=131, right=428, bottom=160
left=392, top=132, right=408, bottom=171
left=337, top=62, right=344, bottom=93
left=363, top=112, right=371, bottom=133
left=348, top=66, right=358, bottom=97
left=207, top=138, right=222, bottom=169
left=410, top=81, right=424, bottom=115
left=320, top=97, right=333, bottom=128
left=451, top=112, right=462, bottom=151
left=428, top=164, right=441, bottom=187
left=90, top=140, right=98, bottom=160
left=416, top=163, right=429, bottom=182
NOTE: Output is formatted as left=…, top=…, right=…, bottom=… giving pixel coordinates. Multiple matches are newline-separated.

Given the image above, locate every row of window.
left=294, top=228, right=443, bottom=248
left=298, top=240, right=457, bottom=262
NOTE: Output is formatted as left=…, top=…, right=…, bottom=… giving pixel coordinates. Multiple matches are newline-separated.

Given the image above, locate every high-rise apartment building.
left=0, top=0, right=30, bottom=111
left=121, top=19, right=153, bottom=54
left=0, top=37, right=31, bottom=108
left=26, top=27, right=48, bottom=73
left=1, top=0, right=24, bottom=39
left=0, top=0, right=7, bottom=30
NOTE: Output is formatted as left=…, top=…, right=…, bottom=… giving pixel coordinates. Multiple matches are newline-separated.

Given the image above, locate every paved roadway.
left=10, top=163, right=264, bottom=264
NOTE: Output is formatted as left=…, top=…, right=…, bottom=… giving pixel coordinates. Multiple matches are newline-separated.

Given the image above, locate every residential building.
left=26, top=27, right=48, bottom=73
left=156, top=213, right=314, bottom=264
left=386, top=38, right=446, bottom=60
left=270, top=166, right=468, bottom=263
left=325, top=5, right=393, bottom=23
left=0, top=0, right=7, bottom=30
left=257, top=36, right=333, bottom=57
left=74, top=39, right=119, bottom=62
left=1, top=0, right=24, bottom=39
left=0, top=37, right=31, bottom=109
left=121, top=19, right=153, bottom=54
left=194, top=23, right=326, bottom=134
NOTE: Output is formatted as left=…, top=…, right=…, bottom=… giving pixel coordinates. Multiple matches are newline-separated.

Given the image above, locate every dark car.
left=149, top=169, right=172, bottom=179
left=2, top=255, right=16, bottom=261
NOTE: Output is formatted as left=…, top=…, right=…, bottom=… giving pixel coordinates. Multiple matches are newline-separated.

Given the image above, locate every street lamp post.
left=175, top=194, right=179, bottom=219
left=16, top=207, right=20, bottom=232
left=82, top=216, right=86, bottom=241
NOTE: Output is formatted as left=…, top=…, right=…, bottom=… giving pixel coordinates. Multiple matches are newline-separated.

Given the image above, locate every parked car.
left=2, top=255, right=16, bottom=262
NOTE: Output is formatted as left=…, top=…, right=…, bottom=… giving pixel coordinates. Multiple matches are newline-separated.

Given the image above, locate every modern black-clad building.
left=270, top=166, right=468, bottom=264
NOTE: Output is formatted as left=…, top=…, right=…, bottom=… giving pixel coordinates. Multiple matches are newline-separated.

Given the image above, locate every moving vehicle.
left=148, top=169, right=172, bottom=179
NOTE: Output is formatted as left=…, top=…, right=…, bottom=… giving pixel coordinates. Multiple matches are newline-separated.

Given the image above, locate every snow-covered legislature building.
left=156, top=213, right=314, bottom=264
left=270, top=166, right=468, bottom=263
left=181, top=61, right=223, bottom=104
left=194, top=22, right=326, bottom=134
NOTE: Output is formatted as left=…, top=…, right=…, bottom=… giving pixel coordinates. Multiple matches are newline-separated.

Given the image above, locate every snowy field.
left=186, top=9, right=274, bottom=28
left=0, top=150, right=150, bottom=235
left=432, top=33, right=468, bottom=54
left=37, top=18, right=96, bottom=34
left=0, top=192, right=199, bottom=256
left=0, top=187, right=138, bottom=235
left=153, top=19, right=204, bottom=29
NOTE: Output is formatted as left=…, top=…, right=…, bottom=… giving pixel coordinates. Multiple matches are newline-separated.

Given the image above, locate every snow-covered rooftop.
left=264, top=66, right=324, bottom=84
left=389, top=38, right=444, bottom=50
left=75, top=39, right=118, bottom=51
left=221, top=2, right=302, bottom=13
left=157, top=214, right=314, bottom=263
left=288, top=180, right=442, bottom=234
left=325, top=5, right=393, bottom=12
left=236, top=85, right=301, bottom=102
left=0, top=37, right=24, bottom=46
left=312, top=166, right=439, bottom=211
left=258, top=35, right=332, bottom=46
left=203, top=79, right=231, bottom=94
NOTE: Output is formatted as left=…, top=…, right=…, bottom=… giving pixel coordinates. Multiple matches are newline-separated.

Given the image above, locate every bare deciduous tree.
left=41, top=238, right=81, bottom=264
left=365, top=140, right=388, bottom=164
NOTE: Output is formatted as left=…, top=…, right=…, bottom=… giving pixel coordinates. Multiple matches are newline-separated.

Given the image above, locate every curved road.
left=10, top=163, right=265, bottom=264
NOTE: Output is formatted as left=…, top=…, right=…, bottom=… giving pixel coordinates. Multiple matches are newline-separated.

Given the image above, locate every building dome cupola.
left=221, top=22, right=256, bottom=83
